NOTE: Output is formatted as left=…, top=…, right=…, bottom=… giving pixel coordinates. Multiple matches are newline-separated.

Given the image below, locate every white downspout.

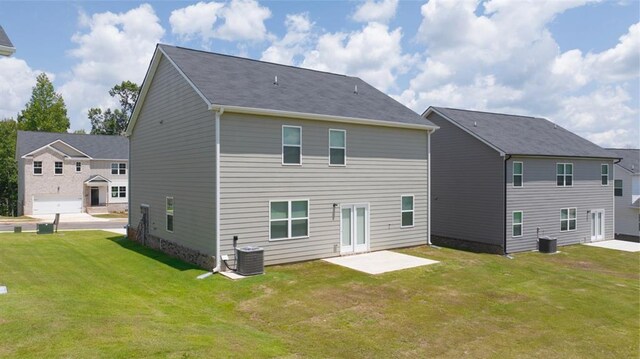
left=213, top=109, right=223, bottom=272
left=427, top=130, right=432, bottom=246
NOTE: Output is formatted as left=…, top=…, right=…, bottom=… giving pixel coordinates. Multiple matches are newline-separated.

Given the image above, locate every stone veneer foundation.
left=127, top=226, right=216, bottom=270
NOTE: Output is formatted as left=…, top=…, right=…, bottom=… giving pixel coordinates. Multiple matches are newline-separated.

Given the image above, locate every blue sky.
left=0, top=0, right=638, bottom=147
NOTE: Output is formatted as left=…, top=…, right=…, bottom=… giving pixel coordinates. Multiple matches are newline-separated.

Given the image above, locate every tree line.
left=0, top=73, right=139, bottom=216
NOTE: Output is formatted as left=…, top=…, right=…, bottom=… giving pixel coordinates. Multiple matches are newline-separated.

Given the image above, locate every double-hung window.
left=560, top=208, right=577, bottom=231
left=54, top=161, right=63, bottom=175
left=270, top=200, right=309, bottom=240
left=614, top=180, right=623, bottom=196
left=282, top=126, right=301, bottom=165
left=112, top=163, right=126, bottom=175
left=512, top=211, right=523, bottom=237
left=33, top=161, right=42, bottom=175
left=329, top=129, right=346, bottom=165
left=111, top=186, right=126, bottom=198
left=556, top=163, right=573, bottom=187
left=75, top=161, right=82, bottom=172
left=166, top=197, right=174, bottom=232
left=513, top=161, right=523, bottom=187
left=601, top=164, right=609, bottom=186
left=401, top=195, right=414, bottom=227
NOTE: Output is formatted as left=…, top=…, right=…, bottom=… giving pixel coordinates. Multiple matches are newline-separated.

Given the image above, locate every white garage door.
left=33, top=194, right=82, bottom=214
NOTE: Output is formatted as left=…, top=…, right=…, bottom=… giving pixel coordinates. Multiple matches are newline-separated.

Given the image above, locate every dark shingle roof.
left=0, top=26, right=14, bottom=48
left=158, top=44, right=435, bottom=128
left=430, top=107, right=617, bottom=159
left=607, top=148, right=639, bottom=173
left=16, top=131, right=128, bottom=159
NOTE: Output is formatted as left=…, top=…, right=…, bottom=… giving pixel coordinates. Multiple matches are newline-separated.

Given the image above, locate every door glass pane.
left=342, top=208, right=351, bottom=246
left=283, top=127, right=301, bottom=145
left=271, top=220, right=288, bottom=239
left=270, top=202, right=288, bottom=219
left=291, top=219, right=308, bottom=237
left=291, top=201, right=308, bottom=218
left=597, top=212, right=602, bottom=236
left=356, top=207, right=366, bottom=245
left=330, top=130, right=345, bottom=147
left=591, top=213, right=596, bottom=235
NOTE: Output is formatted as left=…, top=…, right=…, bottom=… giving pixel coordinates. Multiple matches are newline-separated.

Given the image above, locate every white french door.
left=590, top=209, right=605, bottom=242
left=340, top=204, right=369, bottom=254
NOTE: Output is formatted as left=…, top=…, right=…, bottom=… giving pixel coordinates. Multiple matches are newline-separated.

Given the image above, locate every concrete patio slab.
left=30, top=213, right=109, bottom=223
left=323, top=250, right=439, bottom=275
left=584, top=240, right=640, bottom=252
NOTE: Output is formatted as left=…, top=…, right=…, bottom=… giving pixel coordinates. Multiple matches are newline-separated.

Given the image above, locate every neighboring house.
left=0, top=25, right=15, bottom=56
left=16, top=131, right=129, bottom=215
left=126, top=44, right=438, bottom=270
left=424, top=107, right=618, bottom=254
left=608, top=148, right=639, bottom=240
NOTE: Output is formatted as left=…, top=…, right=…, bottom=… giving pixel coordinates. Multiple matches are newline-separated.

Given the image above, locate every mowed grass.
left=91, top=213, right=128, bottom=219
left=0, top=231, right=637, bottom=358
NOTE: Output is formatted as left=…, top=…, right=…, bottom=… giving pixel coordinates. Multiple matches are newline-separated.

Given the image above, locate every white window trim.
left=112, top=186, right=127, bottom=198
left=75, top=161, right=82, bottom=173
left=400, top=195, right=415, bottom=228
left=166, top=196, right=174, bottom=233
left=601, top=164, right=609, bottom=186
left=33, top=161, right=43, bottom=175
left=328, top=128, right=347, bottom=167
left=556, top=163, right=574, bottom=187
left=268, top=199, right=310, bottom=241
left=560, top=207, right=577, bottom=232
left=282, top=125, right=302, bottom=166
left=111, top=162, right=127, bottom=175
left=54, top=161, right=63, bottom=175
left=512, top=211, right=523, bottom=237
left=513, top=161, right=523, bottom=188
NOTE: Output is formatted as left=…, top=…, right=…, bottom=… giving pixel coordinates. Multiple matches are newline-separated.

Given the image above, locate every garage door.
left=33, top=194, right=82, bottom=214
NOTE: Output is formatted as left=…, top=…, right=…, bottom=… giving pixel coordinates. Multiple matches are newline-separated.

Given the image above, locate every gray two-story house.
left=608, top=148, right=639, bottom=240
left=424, top=107, right=617, bottom=254
left=126, top=44, right=438, bottom=270
left=16, top=131, right=129, bottom=215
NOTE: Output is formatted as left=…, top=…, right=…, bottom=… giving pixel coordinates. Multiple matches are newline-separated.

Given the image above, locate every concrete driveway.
left=30, top=213, right=109, bottom=223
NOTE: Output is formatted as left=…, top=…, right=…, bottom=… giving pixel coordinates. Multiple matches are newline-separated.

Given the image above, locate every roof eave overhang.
left=84, top=175, right=112, bottom=184
left=0, top=45, right=15, bottom=57
left=209, top=104, right=439, bottom=131
left=508, top=154, right=621, bottom=161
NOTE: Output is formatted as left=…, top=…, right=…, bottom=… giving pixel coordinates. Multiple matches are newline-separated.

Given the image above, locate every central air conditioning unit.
left=236, top=246, right=264, bottom=276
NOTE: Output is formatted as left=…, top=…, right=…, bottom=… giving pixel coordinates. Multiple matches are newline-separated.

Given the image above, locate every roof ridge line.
left=438, top=106, right=545, bottom=120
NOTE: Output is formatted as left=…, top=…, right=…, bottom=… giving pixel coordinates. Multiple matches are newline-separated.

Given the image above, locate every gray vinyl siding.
left=219, top=113, right=429, bottom=265
left=17, top=158, right=24, bottom=216
left=129, top=55, right=216, bottom=255
left=427, top=113, right=505, bottom=248
left=613, top=168, right=639, bottom=237
left=506, top=157, right=615, bottom=252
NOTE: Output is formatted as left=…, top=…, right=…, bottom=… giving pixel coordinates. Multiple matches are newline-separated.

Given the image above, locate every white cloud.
left=59, top=4, right=164, bottom=131
left=399, top=0, right=639, bottom=148
left=352, top=0, right=399, bottom=24
left=170, top=0, right=271, bottom=43
left=0, top=57, right=44, bottom=120
left=261, top=13, right=314, bottom=65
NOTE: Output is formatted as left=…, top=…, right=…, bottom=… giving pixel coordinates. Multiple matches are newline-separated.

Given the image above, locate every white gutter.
left=0, top=45, right=15, bottom=57
left=213, top=108, right=223, bottom=273
left=209, top=104, right=439, bottom=132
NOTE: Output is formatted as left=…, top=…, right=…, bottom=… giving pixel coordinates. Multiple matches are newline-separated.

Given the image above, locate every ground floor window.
left=401, top=195, right=414, bottom=227
left=166, top=197, right=174, bottom=232
left=512, top=211, right=523, bottom=237
left=270, top=200, right=309, bottom=240
left=111, top=186, right=126, bottom=198
left=561, top=208, right=577, bottom=231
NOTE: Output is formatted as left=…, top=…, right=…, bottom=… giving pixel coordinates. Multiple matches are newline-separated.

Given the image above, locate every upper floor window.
left=601, top=164, right=609, bottom=186
left=513, top=161, right=523, bottom=187
left=560, top=208, right=577, bottom=231
left=614, top=180, right=623, bottom=197
left=282, top=126, right=301, bottom=165
left=556, top=163, right=573, bottom=187
left=76, top=162, right=82, bottom=173
left=54, top=161, right=63, bottom=175
left=33, top=161, right=42, bottom=175
left=401, top=195, right=414, bottom=228
left=329, top=129, right=346, bottom=166
left=166, top=197, right=174, bottom=232
left=112, top=163, right=126, bottom=175
left=270, top=200, right=309, bottom=240
left=111, top=186, right=126, bottom=198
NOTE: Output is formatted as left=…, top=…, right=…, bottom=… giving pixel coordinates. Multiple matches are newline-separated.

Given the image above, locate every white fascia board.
left=423, top=107, right=506, bottom=156
left=49, top=139, right=92, bottom=158
left=0, top=45, right=15, bottom=57
left=209, top=104, right=439, bottom=131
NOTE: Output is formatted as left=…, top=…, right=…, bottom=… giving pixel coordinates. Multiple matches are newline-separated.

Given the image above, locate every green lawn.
left=0, top=231, right=638, bottom=358
left=92, top=213, right=128, bottom=219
